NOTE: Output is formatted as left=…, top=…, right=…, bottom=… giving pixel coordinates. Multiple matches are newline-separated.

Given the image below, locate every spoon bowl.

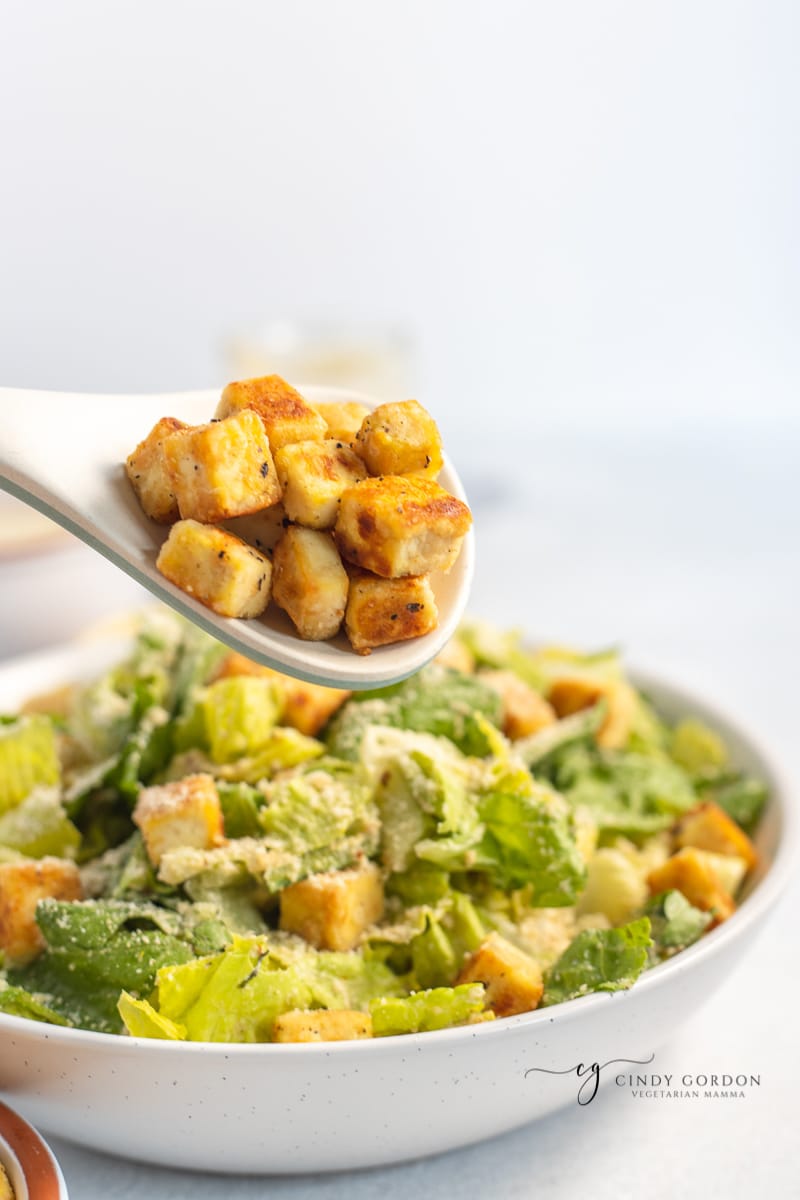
left=0, top=386, right=473, bottom=689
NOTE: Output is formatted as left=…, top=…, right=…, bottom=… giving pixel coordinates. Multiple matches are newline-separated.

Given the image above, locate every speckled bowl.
left=0, top=1101, right=68, bottom=1199
left=0, top=641, right=794, bottom=1174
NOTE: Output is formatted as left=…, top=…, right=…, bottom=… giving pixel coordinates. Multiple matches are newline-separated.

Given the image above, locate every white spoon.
left=0, top=386, right=474, bottom=690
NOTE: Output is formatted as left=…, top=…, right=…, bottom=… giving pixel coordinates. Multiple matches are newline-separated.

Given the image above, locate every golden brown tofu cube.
left=0, top=857, right=83, bottom=965
left=345, top=570, right=438, bottom=655
left=434, top=637, right=476, bottom=674
left=674, top=802, right=758, bottom=871
left=647, top=847, right=735, bottom=926
left=274, top=440, right=367, bottom=530
left=212, top=652, right=350, bottom=735
left=163, top=410, right=281, bottom=524
left=125, top=416, right=187, bottom=523
left=547, top=675, right=636, bottom=750
left=457, top=932, right=544, bottom=1017
left=272, top=526, right=349, bottom=641
left=223, top=503, right=289, bottom=555
left=133, top=774, right=224, bottom=868
left=479, top=670, right=557, bottom=740
left=314, top=401, right=371, bottom=445
left=216, top=375, right=327, bottom=451
left=354, top=400, right=444, bottom=480
left=279, top=861, right=384, bottom=951
left=335, top=475, right=472, bottom=579
left=156, top=520, right=272, bottom=618
left=272, top=1009, right=373, bottom=1043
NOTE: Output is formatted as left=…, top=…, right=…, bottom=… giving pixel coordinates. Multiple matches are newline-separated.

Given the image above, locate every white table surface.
left=2, top=425, right=798, bottom=1199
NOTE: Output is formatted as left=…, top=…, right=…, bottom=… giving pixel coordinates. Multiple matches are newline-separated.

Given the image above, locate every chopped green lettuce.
left=144, top=935, right=403, bottom=1042
left=370, top=983, right=487, bottom=1036
left=0, top=982, right=72, bottom=1025
left=646, top=890, right=711, bottom=961
left=325, top=665, right=504, bottom=760
left=670, top=719, right=728, bottom=774
left=201, top=677, right=283, bottom=763
left=0, top=788, right=80, bottom=858
left=0, top=716, right=61, bottom=814
left=542, top=917, right=652, bottom=1006
left=7, top=899, right=195, bottom=1033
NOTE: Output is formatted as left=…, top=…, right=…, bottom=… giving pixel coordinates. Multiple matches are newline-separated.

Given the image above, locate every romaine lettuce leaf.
left=645, top=890, right=711, bottom=960
left=541, top=917, right=652, bottom=1006
left=0, top=716, right=61, bottom=814
left=7, top=899, right=195, bottom=1033
left=369, top=983, right=487, bottom=1036
left=0, top=787, right=80, bottom=858
left=325, top=666, right=504, bottom=760
left=147, top=935, right=403, bottom=1042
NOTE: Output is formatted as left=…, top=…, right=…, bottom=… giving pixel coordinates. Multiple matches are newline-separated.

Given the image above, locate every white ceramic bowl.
left=0, top=1100, right=68, bottom=1199
left=0, top=641, right=794, bottom=1174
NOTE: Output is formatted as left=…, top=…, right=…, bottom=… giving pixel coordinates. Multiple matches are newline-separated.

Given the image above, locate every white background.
left=1, top=1, right=799, bottom=440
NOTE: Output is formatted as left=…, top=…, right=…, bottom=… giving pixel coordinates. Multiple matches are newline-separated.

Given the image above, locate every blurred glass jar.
left=223, top=320, right=415, bottom=401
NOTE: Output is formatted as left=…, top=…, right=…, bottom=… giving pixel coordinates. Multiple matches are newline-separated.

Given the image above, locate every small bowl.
left=0, top=640, right=795, bottom=1175
left=0, top=1101, right=68, bottom=1199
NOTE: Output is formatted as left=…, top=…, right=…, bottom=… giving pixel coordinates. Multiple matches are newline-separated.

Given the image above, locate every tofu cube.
left=133, top=773, right=224, bottom=868
left=125, top=416, right=187, bottom=523
left=335, top=475, right=472, bottom=579
left=275, top=439, right=367, bottom=530
left=223, top=503, right=289, bottom=555
left=434, top=636, right=476, bottom=675
left=163, top=410, right=281, bottom=524
left=479, top=670, right=557, bottom=740
left=0, top=857, right=83, bottom=964
left=354, top=400, right=444, bottom=479
left=216, top=375, right=327, bottom=451
left=647, top=847, right=735, bottom=926
left=345, top=570, right=438, bottom=655
left=547, top=675, right=636, bottom=750
left=456, top=932, right=544, bottom=1017
left=156, top=520, right=272, bottom=618
left=314, top=400, right=371, bottom=445
left=674, top=801, right=758, bottom=871
left=213, top=652, right=351, bottom=735
left=272, top=526, right=349, bottom=640
left=272, top=1009, right=373, bottom=1043
left=279, top=860, right=384, bottom=951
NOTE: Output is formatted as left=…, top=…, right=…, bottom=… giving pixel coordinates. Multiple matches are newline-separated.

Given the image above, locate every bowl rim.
left=0, top=1099, right=67, bottom=1199
left=0, top=643, right=795, bottom=1058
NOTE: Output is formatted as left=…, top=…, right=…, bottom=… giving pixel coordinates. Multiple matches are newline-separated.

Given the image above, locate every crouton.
left=647, top=847, right=735, bottom=926
left=434, top=637, right=476, bottom=674
left=479, top=669, right=557, bottom=740
left=547, top=675, right=636, bottom=750
left=216, top=375, right=327, bottom=451
left=457, top=932, right=544, bottom=1017
left=163, top=410, right=281, bottom=525
left=274, top=439, right=367, bottom=530
left=353, top=400, right=444, bottom=480
left=272, top=1009, right=373, bottom=1043
left=279, top=861, right=384, bottom=951
left=344, top=570, right=438, bottom=655
left=314, top=400, right=371, bottom=445
left=156, top=520, right=272, bottom=618
left=212, top=652, right=351, bottom=735
left=674, top=801, right=758, bottom=871
left=133, top=773, right=224, bottom=868
left=335, top=475, right=471, bottom=579
left=272, top=526, right=349, bottom=641
left=0, top=857, right=83, bottom=964
left=125, top=416, right=187, bottom=523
